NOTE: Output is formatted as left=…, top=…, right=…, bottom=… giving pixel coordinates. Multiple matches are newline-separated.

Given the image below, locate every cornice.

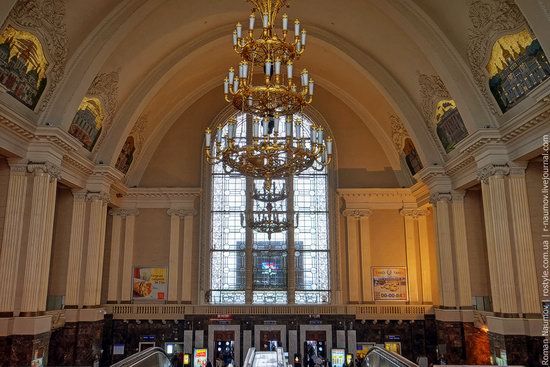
left=124, top=188, right=202, bottom=199
left=119, top=187, right=202, bottom=209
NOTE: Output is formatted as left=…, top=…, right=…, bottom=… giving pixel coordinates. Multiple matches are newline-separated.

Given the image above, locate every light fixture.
left=204, top=0, right=332, bottom=189
left=225, top=0, right=313, bottom=117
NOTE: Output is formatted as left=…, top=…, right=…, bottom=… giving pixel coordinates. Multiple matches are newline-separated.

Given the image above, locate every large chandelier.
left=241, top=182, right=298, bottom=239
left=204, top=1, right=332, bottom=190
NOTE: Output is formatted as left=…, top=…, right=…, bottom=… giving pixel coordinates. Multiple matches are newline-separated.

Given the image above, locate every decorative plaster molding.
left=342, top=208, right=373, bottom=218
left=167, top=208, right=197, bottom=218
left=86, top=191, right=110, bottom=203
left=88, top=71, right=120, bottom=151
left=476, top=164, right=510, bottom=183
left=417, top=72, right=451, bottom=156
left=429, top=192, right=452, bottom=204
left=130, top=114, right=147, bottom=157
left=109, top=208, right=140, bottom=218
left=124, top=188, right=201, bottom=199
left=390, top=114, right=408, bottom=152
left=467, top=0, right=527, bottom=115
left=7, top=0, right=68, bottom=112
left=399, top=208, right=428, bottom=219
left=71, top=190, right=87, bottom=201
left=27, top=161, right=61, bottom=179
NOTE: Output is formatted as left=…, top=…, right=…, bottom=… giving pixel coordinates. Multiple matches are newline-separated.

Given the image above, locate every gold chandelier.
left=225, top=0, right=312, bottom=117
left=204, top=0, right=332, bottom=190
left=241, top=182, right=298, bottom=239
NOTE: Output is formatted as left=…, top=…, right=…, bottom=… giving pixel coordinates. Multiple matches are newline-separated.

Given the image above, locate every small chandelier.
left=241, top=182, right=298, bottom=239
left=225, top=0, right=313, bottom=117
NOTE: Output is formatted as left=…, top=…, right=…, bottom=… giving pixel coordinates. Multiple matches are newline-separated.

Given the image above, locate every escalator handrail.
left=110, top=346, right=172, bottom=367
left=362, top=346, right=418, bottom=367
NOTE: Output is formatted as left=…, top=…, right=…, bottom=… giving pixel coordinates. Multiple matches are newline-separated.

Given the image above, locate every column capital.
left=476, top=164, right=510, bottom=184
left=109, top=208, right=139, bottom=218
left=429, top=192, right=452, bottom=204
left=71, top=190, right=87, bottom=201
left=167, top=208, right=197, bottom=218
left=342, top=208, right=372, bottom=218
left=451, top=191, right=466, bottom=201
left=86, top=191, right=110, bottom=203
left=6, top=159, right=28, bottom=174
left=27, top=161, right=61, bottom=180
left=400, top=208, right=429, bottom=219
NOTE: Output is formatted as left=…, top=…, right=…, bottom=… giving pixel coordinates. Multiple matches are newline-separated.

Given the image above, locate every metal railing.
left=362, top=346, right=418, bottom=367
left=110, top=347, right=172, bottom=367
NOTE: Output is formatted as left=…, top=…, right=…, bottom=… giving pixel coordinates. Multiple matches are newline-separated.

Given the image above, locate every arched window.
left=208, top=113, right=330, bottom=304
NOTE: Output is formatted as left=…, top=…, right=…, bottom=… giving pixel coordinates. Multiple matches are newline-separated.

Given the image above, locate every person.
left=416, top=356, right=428, bottom=367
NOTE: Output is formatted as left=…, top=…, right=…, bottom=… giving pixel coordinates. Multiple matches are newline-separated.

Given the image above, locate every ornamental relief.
left=0, top=0, right=67, bottom=112
left=467, top=0, right=531, bottom=115
left=115, top=114, right=148, bottom=175
left=389, top=115, right=423, bottom=176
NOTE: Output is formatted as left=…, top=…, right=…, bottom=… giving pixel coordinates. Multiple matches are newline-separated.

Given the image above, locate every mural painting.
left=69, top=97, right=105, bottom=151
left=115, top=136, right=136, bottom=174
left=403, top=138, right=423, bottom=176
left=434, top=99, right=468, bottom=153
left=0, top=26, right=48, bottom=109
left=487, top=29, right=550, bottom=113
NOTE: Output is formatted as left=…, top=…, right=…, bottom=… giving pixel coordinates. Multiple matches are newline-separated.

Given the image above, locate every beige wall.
left=464, top=188, right=491, bottom=298
left=133, top=209, right=171, bottom=267
left=0, top=159, right=10, bottom=245
left=526, top=159, right=544, bottom=300
left=369, top=210, right=407, bottom=267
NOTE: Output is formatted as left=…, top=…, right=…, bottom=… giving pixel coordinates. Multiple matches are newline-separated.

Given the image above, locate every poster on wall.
left=194, top=349, right=208, bottom=367
left=331, top=349, right=345, bottom=367
left=133, top=267, right=167, bottom=301
left=372, top=267, right=408, bottom=301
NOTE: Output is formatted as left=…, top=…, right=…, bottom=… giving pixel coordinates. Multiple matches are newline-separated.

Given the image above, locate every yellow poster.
left=133, top=267, right=168, bottom=301
left=372, top=267, right=408, bottom=301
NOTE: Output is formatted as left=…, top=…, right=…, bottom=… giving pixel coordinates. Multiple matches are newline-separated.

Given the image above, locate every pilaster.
left=64, top=191, right=87, bottom=307
left=120, top=209, right=139, bottom=302
left=400, top=208, right=426, bottom=304
left=0, top=162, right=27, bottom=315
left=182, top=210, right=196, bottom=303
left=450, top=192, right=472, bottom=308
left=417, top=210, right=433, bottom=304
left=106, top=209, right=127, bottom=303
left=342, top=209, right=371, bottom=303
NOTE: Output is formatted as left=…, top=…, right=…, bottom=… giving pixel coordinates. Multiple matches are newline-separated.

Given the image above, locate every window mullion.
left=245, top=113, right=254, bottom=304
left=287, top=175, right=296, bottom=304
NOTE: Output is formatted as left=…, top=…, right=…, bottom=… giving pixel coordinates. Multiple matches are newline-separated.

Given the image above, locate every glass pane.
left=294, top=212, right=328, bottom=251
left=295, top=291, right=330, bottom=304
left=211, top=212, right=246, bottom=250
left=212, top=174, right=246, bottom=212
left=295, top=251, right=330, bottom=290
left=253, top=291, right=288, bottom=304
left=211, top=251, right=246, bottom=290
left=210, top=291, right=246, bottom=304
left=253, top=251, right=287, bottom=290
left=293, top=174, right=327, bottom=212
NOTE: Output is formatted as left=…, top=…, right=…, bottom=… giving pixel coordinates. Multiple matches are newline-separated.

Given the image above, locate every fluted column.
left=450, top=192, right=472, bottom=308
left=83, top=192, right=110, bottom=307
left=167, top=209, right=184, bottom=302
left=0, top=163, right=28, bottom=315
left=107, top=209, right=127, bottom=303
left=478, top=164, right=518, bottom=315
left=508, top=166, right=540, bottom=314
left=64, top=191, right=87, bottom=307
left=121, top=210, right=139, bottom=302
left=359, top=211, right=373, bottom=303
left=430, top=193, right=457, bottom=308
left=182, top=211, right=196, bottom=303
left=20, top=162, right=60, bottom=314
left=343, top=209, right=369, bottom=303
left=400, top=209, right=424, bottom=303
left=417, top=211, right=433, bottom=303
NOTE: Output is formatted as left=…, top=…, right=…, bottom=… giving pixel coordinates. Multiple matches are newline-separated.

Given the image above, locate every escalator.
left=361, top=346, right=419, bottom=367
left=243, top=347, right=286, bottom=367
left=110, top=347, right=173, bottom=367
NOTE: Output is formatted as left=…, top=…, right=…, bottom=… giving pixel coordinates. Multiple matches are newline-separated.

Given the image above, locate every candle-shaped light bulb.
left=309, top=79, right=315, bottom=95
left=318, top=128, right=324, bottom=142
left=265, top=58, right=272, bottom=77
left=239, top=62, right=244, bottom=78
left=262, top=117, right=269, bottom=136
left=236, top=22, right=242, bottom=38
left=247, top=96, right=253, bottom=107
left=296, top=40, right=302, bottom=52
left=326, top=137, right=333, bottom=155
left=263, top=13, right=269, bottom=28
left=301, top=69, right=309, bottom=87
left=295, top=120, right=302, bottom=137
left=223, top=78, right=229, bottom=94
left=205, top=128, right=212, bottom=147
left=232, top=30, right=238, bottom=46
left=253, top=119, right=259, bottom=138
left=294, top=19, right=300, bottom=35
left=243, top=61, right=249, bottom=77
left=274, top=58, right=281, bottom=75
left=311, top=126, right=317, bottom=143
left=285, top=119, right=292, bottom=136
left=233, top=77, right=239, bottom=92
left=249, top=13, right=255, bottom=30
left=216, top=128, right=222, bottom=143
left=228, top=67, right=235, bottom=85
left=287, top=61, right=293, bottom=80
left=282, top=14, right=288, bottom=30
left=274, top=115, right=280, bottom=134
left=301, top=29, right=307, bottom=45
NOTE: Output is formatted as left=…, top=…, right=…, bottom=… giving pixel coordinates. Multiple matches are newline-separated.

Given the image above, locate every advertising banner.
left=133, top=267, right=167, bottom=301
left=372, top=267, right=408, bottom=301
left=194, top=349, right=208, bottom=367
left=331, top=349, right=345, bottom=367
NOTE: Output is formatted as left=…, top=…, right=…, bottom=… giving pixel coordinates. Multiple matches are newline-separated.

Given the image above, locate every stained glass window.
left=209, top=113, right=330, bottom=304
